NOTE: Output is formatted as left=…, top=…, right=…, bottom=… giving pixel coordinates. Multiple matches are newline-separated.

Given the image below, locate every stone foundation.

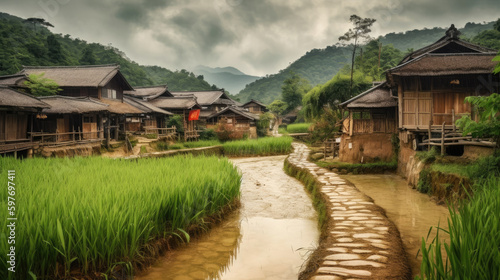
left=339, top=133, right=394, bottom=163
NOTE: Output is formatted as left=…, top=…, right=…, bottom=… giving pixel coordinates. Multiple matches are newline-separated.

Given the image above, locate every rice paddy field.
left=0, top=155, right=241, bottom=280
left=285, top=123, right=312, bottom=134
left=222, top=136, right=293, bottom=156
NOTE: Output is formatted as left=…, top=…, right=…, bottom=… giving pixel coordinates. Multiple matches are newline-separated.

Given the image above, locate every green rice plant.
left=0, top=155, right=241, bottom=279
left=286, top=123, right=312, bottom=134
left=222, top=136, right=293, bottom=156
left=182, top=140, right=221, bottom=149
left=169, top=143, right=184, bottom=149
left=416, top=175, right=500, bottom=280
left=155, top=141, right=169, bottom=151
left=278, top=127, right=288, bottom=135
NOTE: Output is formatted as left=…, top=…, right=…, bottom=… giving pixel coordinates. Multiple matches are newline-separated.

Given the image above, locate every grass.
left=416, top=175, right=500, bottom=280
left=316, top=160, right=397, bottom=174
left=222, top=136, right=293, bottom=156
left=0, top=156, right=241, bottom=279
left=286, top=123, right=312, bottom=134
left=278, top=127, right=288, bottom=135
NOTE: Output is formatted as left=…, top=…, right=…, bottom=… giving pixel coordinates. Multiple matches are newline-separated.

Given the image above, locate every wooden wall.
left=0, top=112, right=29, bottom=141
left=345, top=109, right=397, bottom=135
left=398, top=75, right=495, bottom=129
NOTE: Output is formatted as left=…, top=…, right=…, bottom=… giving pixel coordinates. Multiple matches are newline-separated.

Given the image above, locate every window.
left=102, top=88, right=117, bottom=99
left=83, top=116, right=94, bottom=123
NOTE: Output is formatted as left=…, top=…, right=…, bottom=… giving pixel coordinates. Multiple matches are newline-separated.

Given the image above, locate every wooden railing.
left=419, top=122, right=495, bottom=155
left=144, top=126, right=177, bottom=137
left=29, top=130, right=104, bottom=147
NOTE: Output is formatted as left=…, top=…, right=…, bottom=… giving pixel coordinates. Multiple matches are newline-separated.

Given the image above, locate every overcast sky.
left=2, top=0, right=499, bottom=76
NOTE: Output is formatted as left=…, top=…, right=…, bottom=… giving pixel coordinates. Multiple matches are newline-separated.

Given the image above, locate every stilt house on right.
left=385, top=25, right=499, bottom=166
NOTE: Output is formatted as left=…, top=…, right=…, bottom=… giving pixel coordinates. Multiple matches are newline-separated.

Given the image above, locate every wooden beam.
left=398, top=84, right=403, bottom=128
left=349, top=111, right=353, bottom=136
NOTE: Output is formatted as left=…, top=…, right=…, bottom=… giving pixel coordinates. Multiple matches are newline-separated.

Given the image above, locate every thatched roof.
left=124, top=96, right=172, bottom=115
left=399, top=25, right=497, bottom=64
left=208, top=106, right=260, bottom=121
left=388, top=53, right=498, bottom=77
left=124, top=85, right=173, bottom=100
left=99, top=98, right=143, bottom=114
left=0, top=74, right=27, bottom=86
left=38, top=96, right=108, bottom=114
left=148, top=97, right=201, bottom=110
left=242, top=99, right=268, bottom=110
left=171, top=90, right=236, bottom=106
left=340, top=83, right=397, bottom=109
left=18, top=64, right=133, bottom=90
left=0, top=86, right=50, bottom=109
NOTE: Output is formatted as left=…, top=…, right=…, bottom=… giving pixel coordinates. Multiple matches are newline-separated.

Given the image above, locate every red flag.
left=188, top=109, right=200, bottom=121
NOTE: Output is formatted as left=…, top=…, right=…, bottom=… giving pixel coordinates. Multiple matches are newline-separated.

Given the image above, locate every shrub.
left=199, top=129, right=218, bottom=140
left=416, top=147, right=440, bottom=164
left=417, top=169, right=432, bottom=194
left=215, top=123, right=246, bottom=142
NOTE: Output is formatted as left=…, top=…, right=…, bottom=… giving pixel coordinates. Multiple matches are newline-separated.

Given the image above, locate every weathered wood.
left=441, top=122, right=445, bottom=155
left=428, top=120, right=432, bottom=151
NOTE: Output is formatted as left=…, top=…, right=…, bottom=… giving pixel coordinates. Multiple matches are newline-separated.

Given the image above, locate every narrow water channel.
left=136, top=155, right=320, bottom=280
left=341, top=174, right=450, bottom=277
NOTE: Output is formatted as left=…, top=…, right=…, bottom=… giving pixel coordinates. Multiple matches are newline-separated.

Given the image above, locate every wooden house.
left=207, top=106, right=260, bottom=139
left=386, top=24, right=499, bottom=163
left=15, top=65, right=151, bottom=143
left=147, top=96, right=202, bottom=141
left=242, top=99, right=268, bottom=115
left=35, top=96, right=109, bottom=144
left=123, top=96, right=173, bottom=134
left=0, top=86, right=50, bottom=156
left=170, top=90, right=240, bottom=121
left=339, top=82, right=398, bottom=163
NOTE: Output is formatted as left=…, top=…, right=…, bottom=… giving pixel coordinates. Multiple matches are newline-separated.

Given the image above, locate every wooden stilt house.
left=339, top=82, right=398, bottom=163
left=386, top=24, right=499, bottom=162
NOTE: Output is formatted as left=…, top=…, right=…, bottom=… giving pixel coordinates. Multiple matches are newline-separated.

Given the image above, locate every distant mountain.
left=236, top=21, right=496, bottom=104
left=0, top=12, right=218, bottom=91
left=193, top=65, right=261, bottom=95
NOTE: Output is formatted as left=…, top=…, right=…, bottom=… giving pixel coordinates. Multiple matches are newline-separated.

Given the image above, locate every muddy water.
left=136, top=155, right=319, bottom=280
left=342, top=174, right=450, bottom=277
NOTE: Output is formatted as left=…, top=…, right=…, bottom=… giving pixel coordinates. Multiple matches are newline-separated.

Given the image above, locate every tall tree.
left=47, top=35, right=63, bottom=63
left=338, top=15, right=376, bottom=94
left=79, top=47, right=97, bottom=65
left=281, top=71, right=311, bottom=113
left=23, top=18, right=54, bottom=32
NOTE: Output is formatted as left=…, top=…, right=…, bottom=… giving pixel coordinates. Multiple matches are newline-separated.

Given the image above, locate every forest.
left=0, top=12, right=217, bottom=91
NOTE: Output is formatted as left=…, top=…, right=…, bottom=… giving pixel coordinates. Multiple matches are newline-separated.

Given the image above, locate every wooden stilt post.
left=428, top=120, right=432, bottom=151
left=452, top=109, right=456, bottom=132
left=441, top=122, right=446, bottom=156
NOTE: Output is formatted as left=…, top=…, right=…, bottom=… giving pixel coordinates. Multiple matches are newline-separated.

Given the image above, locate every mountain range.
left=192, top=65, right=261, bottom=96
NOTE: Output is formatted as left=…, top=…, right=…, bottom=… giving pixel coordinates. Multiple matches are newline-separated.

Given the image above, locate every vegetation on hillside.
left=237, top=21, right=495, bottom=104
left=0, top=12, right=218, bottom=90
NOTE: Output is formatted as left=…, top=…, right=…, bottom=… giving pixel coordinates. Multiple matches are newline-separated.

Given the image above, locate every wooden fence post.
left=428, top=120, right=432, bottom=151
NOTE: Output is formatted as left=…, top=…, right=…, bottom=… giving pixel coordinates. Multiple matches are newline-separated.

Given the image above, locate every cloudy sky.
left=2, top=0, right=499, bottom=76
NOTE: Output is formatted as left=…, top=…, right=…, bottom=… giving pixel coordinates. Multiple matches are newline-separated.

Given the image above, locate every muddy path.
left=135, top=155, right=320, bottom=280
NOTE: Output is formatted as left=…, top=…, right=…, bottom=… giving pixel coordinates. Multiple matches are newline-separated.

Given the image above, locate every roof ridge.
left=22, top=64, right=119, bottom=69
left=132, top=84, right=168, bottom=89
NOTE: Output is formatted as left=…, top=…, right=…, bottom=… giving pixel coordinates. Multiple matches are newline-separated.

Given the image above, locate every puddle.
left=136, top=155, right=319, bottom=280
left=342, top=174, right=450, bottom=277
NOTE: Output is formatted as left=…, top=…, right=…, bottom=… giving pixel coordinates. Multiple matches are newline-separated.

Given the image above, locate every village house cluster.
left=340, top=25, right=499, bottom=167
left=0, top=64, right=268, bottom=157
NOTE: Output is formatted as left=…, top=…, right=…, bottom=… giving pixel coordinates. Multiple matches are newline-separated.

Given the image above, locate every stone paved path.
left=287, top=143, right=410, bottom=280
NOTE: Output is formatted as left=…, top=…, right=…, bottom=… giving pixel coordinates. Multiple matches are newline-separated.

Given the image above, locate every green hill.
left=0, top=12, right=217, bottom=91
left=236, top=21, right=496, bottom=104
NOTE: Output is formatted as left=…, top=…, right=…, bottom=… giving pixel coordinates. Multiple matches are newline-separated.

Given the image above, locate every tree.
left=268, top=100, right=288, bottom=117
left=23, top=18, right=54, bottom=32
left=494, top=18, right=500, bottom=32
left=456, top=55, right=500, bottom=150
left=79, top=47, right=97, bottom=65
left=338, top=15, right=376, bottom=94
left=47, top=34, right=63, bottom=63
left=281, top=72, right=311, bottom=112
left=23, top=73, right=61, bottom=96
